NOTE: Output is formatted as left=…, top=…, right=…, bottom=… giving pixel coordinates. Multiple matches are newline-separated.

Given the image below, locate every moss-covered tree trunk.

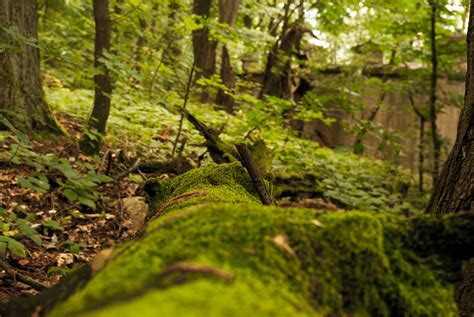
left=2, top=163, right=473, bottom=317
left=0, top=0, right=62, bottom=133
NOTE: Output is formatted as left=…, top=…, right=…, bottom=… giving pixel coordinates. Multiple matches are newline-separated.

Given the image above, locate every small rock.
left=123, top=197, right=149, bottom=232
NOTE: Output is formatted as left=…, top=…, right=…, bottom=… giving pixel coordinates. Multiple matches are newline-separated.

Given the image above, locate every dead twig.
left=0, top=259, right=49, bottom=291
left=115, top=158, right=141, bottom=180
left=116, top=189, right=124, bottom=238
left=97, top=149, right=112, bottom=174
left=235, top=143, right=273, bottom=205
left=172, top=60, right=196, bottom=157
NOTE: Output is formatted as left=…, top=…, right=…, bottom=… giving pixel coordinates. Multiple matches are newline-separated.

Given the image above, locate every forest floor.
left=0, top=116, right=144, bottom=301
left=1, top=115, right=336, bottom=302
left=0, top=86, right=424, bottom=303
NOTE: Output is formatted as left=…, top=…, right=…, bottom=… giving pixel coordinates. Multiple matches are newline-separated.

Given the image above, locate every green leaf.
left=95, top=174, right=113, bottom=183
left=47, top=266, right=70, bottom=277
left=64, top=188, right=79, bottom=202
left=42, top=220, right=63, bottom=231
left=0, top=236, right=26, bottom=257
left=0, top=115, right=31, bottom=145
left=60, top=240, right=86, bottom=254
left=17, top=174, right=50, bottom=193
left=0, top=207, right=8, bottom=218
left=78, top=196, right=96, bottom=209
left=16, top=219, right=42, bottom=246
left=0, top=241, right=6, bottom=257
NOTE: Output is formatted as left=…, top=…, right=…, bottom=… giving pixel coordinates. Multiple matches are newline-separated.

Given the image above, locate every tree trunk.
left=80, top=0, right=113, bottom=155
left=426, top=2, right=474, bottom=216
left=161, top=0, right=182, bottom=68
left=0, top=0, right=62, bottom=133
left=133, top=18, right=148, bottom=74
left=428, top=0, right=441, bottom=187
left=353, top=85, right=388, bottom=154
left=427, top=5, right=474, bottom=313
left=215, top=0, right=241, bottom=113
left=259, top=0, right=308, bottom=100
left=192, top=0, right=217, bottom=103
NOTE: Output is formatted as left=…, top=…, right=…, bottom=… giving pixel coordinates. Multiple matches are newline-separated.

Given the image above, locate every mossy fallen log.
left=1, top=163, right=473, bottom=316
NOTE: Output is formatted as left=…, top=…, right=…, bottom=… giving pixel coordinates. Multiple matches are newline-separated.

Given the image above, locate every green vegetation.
left=0, top=0, right=472, bottom=315
left=45, top=163, right=461, bottom=316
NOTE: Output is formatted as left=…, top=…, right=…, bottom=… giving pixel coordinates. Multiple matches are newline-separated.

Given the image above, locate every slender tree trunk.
left=259, top=0, right=306, bottom=100
left=429, top=0, right=441, bottom=187
left=133, top=18, right=148, bottom=74
left=259, top=0, right=293, bottom=99
left=0, top=0, right=62, bottom=133
left=408, top=91, right=427, bottom=193
left=418, top=117, right=426, bottom=193
left=161, top=0, right=182, bottom=68
left=426, top=1, right=474, bottom=216
left=192, top=0, right=217, bottom=103
left=80, top=0, right=113, bottom=155
left=216, top=0, right=241, bottom=113
left=353, top=87, right=388, bottom=154
left=216, top=46, right=236, bottom=112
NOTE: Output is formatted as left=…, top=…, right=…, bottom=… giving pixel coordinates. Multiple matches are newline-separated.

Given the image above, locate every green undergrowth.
left=46, top=86, right=419, bottom=213
left=273, top=141, right=417, bottom=212
left=46, top=163, right=456, bottom=317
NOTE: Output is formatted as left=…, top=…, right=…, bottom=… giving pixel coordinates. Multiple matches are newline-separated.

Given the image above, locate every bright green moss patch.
left=42, top=164, right=465, bottom=316
left=49, top=203, right=458, bottom=316
left=77, top=279, right=315, bottom=317
left=144, top=162, right=261, bottom=215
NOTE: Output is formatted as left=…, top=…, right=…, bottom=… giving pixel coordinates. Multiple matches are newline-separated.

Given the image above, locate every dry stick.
left=115, top=158, right=141, bottom=180
left=0, top=259, right=48, bottom=291
left=148, top=41, right=172, bottom=101
left=116, top=189, right=124, bottom=237
left=235, top=143, right=273, bottom=205
left=172, top=61, right=196, bottom=157
left=176, top=137, right=187, bottom=173
left=97, top=149, right=111, bottom=174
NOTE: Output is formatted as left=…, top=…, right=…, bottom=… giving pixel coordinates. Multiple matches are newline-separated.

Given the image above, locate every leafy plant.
left=0, top=115, right=113, bottom=209
left=0, top=208, right=42, bottom=258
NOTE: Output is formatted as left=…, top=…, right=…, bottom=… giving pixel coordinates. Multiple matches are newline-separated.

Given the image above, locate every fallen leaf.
left=18, top=259, right=30, bottom=266
left=311, top=219, right=324, bottom=228
left=57, top=253, right=74, bottom=266
left=91, top=248, right=113, bottom=275
left=271, top=234, right=296, bottom=256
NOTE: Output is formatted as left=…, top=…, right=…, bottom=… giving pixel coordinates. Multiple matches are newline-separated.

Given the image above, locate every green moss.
left=45, top=165, right=458, bottom=316
left=144, top=162, right=261, bottom=215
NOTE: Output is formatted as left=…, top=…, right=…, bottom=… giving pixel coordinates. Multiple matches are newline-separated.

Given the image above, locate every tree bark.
left=408, top=91, right=427, bottom=194
left=259, top=0, right=307, bottom=100
left=192, top=0, right=217, bottom=103
left=426, top=1, right=474, bottom=215
left=215, top=0, right=241, bottom=113
left=0, top=0, right=61, bottom=133
left=426, top=11, right=473, bottom=315
left=161, top=0, right=182, bottom=68
left=80, top=0, right=113, bottom=155
left=133, top=17, right=148, bottom=74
